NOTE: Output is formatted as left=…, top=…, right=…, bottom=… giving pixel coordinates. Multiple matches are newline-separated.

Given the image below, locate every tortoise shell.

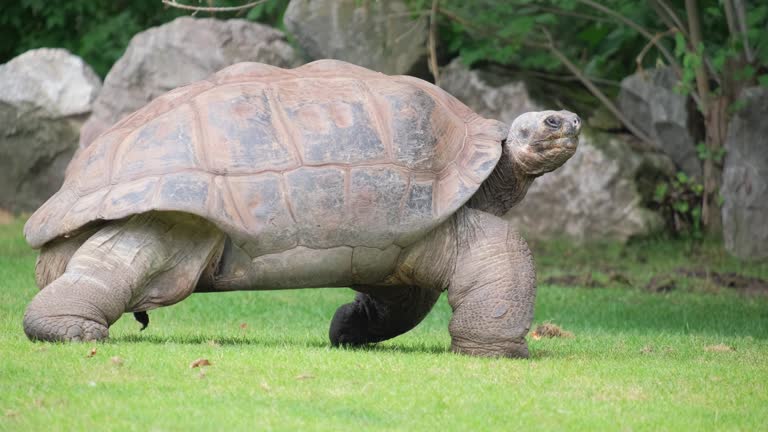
left=25, top=60, right=505, bottom=253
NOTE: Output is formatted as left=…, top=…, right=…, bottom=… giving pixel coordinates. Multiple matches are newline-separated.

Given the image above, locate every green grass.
left=1, top=219, right=767, bottom=431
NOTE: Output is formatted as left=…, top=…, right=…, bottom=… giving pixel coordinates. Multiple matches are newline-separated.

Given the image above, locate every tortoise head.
left=505, top=110, right=581, bottom=176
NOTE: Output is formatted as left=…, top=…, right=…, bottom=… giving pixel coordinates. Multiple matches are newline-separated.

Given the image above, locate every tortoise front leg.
left=23, top=212, right=224, bottom=342
left=396, top=209, right=535, bottom=358
left=447, top=211, right=535, bottom=358
left=329, top=285, right=440, bottom=346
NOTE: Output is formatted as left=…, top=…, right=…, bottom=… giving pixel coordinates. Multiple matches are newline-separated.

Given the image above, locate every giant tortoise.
left=23, top=60, right=580, bottom=358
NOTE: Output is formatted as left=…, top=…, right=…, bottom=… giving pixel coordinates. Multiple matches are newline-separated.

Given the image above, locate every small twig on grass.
left=161, top=0, right=268, bottom=12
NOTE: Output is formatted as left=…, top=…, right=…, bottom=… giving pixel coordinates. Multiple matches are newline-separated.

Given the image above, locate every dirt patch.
left=704, top=344, right=735, bottom=352
left=646, top=268, right=768, bottom=296
left=531, top=322, right=574, bottom=339
left=543, top=271, right=633, bottom=288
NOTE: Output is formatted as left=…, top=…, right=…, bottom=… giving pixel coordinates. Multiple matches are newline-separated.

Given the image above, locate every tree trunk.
left=701, top=97, right=727, bottom=234
left=685, top=0, right=725, bottom=236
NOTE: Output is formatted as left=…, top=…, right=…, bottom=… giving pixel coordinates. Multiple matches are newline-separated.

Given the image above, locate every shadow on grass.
left=111, top=333, right=564, bottom=359
left=111, top=333, right=453, bottom=356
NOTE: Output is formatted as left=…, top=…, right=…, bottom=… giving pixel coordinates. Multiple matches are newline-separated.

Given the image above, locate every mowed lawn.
left=1, top=218, right=767, bottom=431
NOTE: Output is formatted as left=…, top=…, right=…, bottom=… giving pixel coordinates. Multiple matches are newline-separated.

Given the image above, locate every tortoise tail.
left=133, top=311, right=149, bottom=331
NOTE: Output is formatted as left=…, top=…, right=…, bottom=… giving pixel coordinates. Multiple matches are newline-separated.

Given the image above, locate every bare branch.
left=685, top=0, right=710, bottom=113
left=437, top=8, right=474, bottom=33
left=540, top=29, right=656, bottom=147
left=731, top=0, right=754, bottom=63
left=653, top=0, right=689, bottom=38
left=722, top=0, right=738, bottom=34
left=652, top=0, right=719, bottom=85
left=428, top=0, right=441, bottom=85
left=439, top=7, right=656, bottom=146
left=161, top=0, right=268, bottom=12
left=530, top=5, right=612, bottom=23
left=633, top=28, right=704, bottom=108
left=394, top=12, right=428, bottom=45
left=517, top=69, right=622, bottom=87
left=576, top=0, right=683, bottom=78
left=635, top=28, right=677, bottom=73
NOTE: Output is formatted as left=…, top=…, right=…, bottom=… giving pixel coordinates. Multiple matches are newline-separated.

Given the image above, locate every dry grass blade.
left=189, top=358, right=212, bottom=368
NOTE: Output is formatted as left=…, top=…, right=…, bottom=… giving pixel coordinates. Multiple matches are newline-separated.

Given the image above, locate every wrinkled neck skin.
left=467, top=142, right=536, bottom=217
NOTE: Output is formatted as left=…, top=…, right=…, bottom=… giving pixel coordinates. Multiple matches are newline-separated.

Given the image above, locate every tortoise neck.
left=466, top=143, right=535, bottom=217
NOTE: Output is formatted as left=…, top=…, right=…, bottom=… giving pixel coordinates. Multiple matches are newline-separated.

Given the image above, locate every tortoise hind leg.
left=23, top=212, right=224, bottom=342
left=329, top=285, right=440, bottom=346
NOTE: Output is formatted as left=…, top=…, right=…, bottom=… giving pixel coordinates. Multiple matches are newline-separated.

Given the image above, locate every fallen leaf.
left=705, top=344, right=734, bottom=352
left=260, top=382, right=271, bottom=392
left=110, top=356, right=124, bottom=366
left=640, top=345, right=654, bottom=354
left=239, top=323, right=248, bottom=329
left=86, top=348, right=97, bottom=358
left=531, top=331, right=542, bottom=341
left=190, top=358, right=212, bottom=368
left=295, top=373, right=314, bottom=380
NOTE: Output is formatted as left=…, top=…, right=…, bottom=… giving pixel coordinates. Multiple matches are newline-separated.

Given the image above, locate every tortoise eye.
left=544, top=116, right=561, bottom=129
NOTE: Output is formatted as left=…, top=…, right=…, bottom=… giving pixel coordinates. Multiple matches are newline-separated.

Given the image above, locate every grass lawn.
left=1, top=218, right=767, bottom=431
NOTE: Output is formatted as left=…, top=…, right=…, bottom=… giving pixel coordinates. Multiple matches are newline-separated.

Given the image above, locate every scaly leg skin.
left=396, top=208, right=535, bottom=358
left=23, top=212, right=224, bottom=342
left=329, top=285, right=441, bottom=346
left=34, top=226, right=100, bottom=290
left=447, top=211, right=535, bottom=358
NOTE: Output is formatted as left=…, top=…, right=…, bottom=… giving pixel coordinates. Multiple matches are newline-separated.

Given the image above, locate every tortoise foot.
left=450, top=337, right=529, bottom=359
left=329, top=302, right=371, bottom=346
left=23, top=313, right=109, bottom=342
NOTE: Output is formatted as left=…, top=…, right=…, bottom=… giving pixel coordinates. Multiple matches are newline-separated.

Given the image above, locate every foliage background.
left=2, top=1, right=766, bottom=102
left=0, top=0, right=290, bottom=77
left=2, top=0, right=767, bottom=240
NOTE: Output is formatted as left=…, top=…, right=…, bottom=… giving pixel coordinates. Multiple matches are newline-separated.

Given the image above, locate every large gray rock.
left=440, top=59, right=540, bottom=124
left=506, top=130, right=673, bottom=242
left=284, top=0, right=427, bottom=75
left=80, top=17, right=298, bottom=147
left=0, top=48, right=101, bottom=213
left=443, top=60, right=674, bottom=242
left=722, top=87, right=768, bottom=260
left=618, top=67, right=702, bottom=179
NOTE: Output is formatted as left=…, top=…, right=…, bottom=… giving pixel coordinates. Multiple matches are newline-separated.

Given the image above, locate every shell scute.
left=113, top=105, right=199, bottom=182
left=25, top=60, right=506, bottom=251
left=276, top=79, right=388, bottom=165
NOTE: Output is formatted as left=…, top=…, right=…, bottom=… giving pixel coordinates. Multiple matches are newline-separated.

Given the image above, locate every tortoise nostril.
left=572, top=116, right=582, bottom=132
